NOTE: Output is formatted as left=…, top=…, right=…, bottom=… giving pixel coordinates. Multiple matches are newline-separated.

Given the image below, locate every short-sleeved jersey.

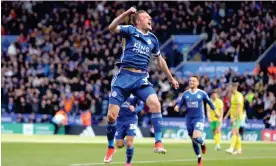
left=207, top=98, right=223, bottom=121
left=116, top=25, right=161, bottom=71
left=230, top=91, right=244, bottom=120
left=177, top=89, right=215, bottom=118
left=118, top=96, right=143, bottom=122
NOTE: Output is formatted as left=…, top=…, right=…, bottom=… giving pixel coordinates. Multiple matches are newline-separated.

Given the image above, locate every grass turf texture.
left=2, top=135, right=276, bottom=166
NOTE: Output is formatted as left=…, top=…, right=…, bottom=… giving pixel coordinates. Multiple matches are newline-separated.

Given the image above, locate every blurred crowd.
left=2, top=1, right=276, bottom=62
left=161, top=68, right=276, bottom=129
left=1, top=1, right=276, bottom=128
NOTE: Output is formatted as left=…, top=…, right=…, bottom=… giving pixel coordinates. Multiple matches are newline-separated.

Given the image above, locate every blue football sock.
left=151, top=112, right=163, bottom=143
left=192, top=141, right=201, bottom=157
left=106, top=121, right=117, bottom=148
left=126, top=147, right=134, bottom=163
left=194, top=137, right=204, bottom=146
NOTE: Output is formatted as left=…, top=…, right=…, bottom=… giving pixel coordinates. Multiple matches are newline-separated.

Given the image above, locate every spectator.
left=7, top=97, right=15, bottom=113
left=268, top=110, right=276, bottom=129
left=264, top=92, right=275, bottom=111
left=41, top=114, right=50, bottom=123
left=31, top=97, right=40, bottom=113
left=252, top=96, right=265, bottom=119
left=15, top=97, right=32, bottom=114
left=16, top=113, right=24, bottom=123
left=62, top=93, right=75, bottom=113
left=267, top=62, right=276, bottom=76
left=28, top=113, right=36, bottom=123
left=52, top=109, right=68, bottom=134
left=81, top=110, right=92, bottom=126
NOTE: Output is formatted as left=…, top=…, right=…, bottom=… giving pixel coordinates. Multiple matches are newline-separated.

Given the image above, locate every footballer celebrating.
left=104, top=7, right=179, bottom=163
left=174, top=76, right=218, bottom=166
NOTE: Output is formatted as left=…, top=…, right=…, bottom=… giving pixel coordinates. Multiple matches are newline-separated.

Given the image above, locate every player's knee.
left=116, top=142, right=124, bottom=149
left=148, top=100, right=161, bottom=113
left=107, top=113, right=117, bottom=122
left=192, top=131, right=201, bottom=138
left=126, top=140, right=133, bottom=148
left=107, top=105, right=119, bottom=122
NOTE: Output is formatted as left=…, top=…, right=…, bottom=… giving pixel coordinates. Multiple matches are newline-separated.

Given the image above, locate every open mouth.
left=148, top=22, right=151, bottom=26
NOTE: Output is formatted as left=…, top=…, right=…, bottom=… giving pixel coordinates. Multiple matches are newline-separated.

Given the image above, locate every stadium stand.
left=1, top=1, right=276, bottom=128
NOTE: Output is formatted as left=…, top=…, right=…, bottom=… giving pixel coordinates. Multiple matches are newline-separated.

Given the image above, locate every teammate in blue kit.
left=104, top=7, right=179, bottom=163
left=115, top=95, right=144, bottom=166
left=174, top=76, right=218, bottom=166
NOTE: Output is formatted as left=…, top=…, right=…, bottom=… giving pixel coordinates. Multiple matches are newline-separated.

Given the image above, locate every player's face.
left=212, top=93, right=218, bottom=99
left=228, top=85, right=236, bottom=93
left=138, top=12, right=152, bottom=31
left=189, top=77, right=199, bottom=89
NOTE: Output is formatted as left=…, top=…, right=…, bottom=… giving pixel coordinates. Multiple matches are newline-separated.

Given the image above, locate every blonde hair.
left=132, top=10, right=147, bottom=25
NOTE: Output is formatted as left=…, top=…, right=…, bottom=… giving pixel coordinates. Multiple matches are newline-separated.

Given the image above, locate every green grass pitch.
left=2, top=135, right=276, bottom=166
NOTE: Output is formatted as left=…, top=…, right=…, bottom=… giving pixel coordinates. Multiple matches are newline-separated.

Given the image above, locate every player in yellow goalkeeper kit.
left=224, top=83, right=244, bottom=154
left=207, top=90, right=224, bottom=150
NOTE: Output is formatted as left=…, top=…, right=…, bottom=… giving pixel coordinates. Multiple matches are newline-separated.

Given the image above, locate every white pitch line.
left=69, top=156, right=276, bottom=166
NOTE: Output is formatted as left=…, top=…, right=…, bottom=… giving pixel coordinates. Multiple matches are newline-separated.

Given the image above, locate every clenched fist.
left=126, top=7, right=137, bottom=15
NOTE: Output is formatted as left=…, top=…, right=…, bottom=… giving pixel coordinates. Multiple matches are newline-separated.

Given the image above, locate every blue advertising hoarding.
left=162, top=118, right=264, bottom=141
left=175, top=62, right=256, bottom=78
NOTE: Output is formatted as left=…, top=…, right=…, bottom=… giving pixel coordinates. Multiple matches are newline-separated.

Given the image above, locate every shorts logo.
left=111, top=91, right=117, bottom=97
left=158, top=121, right=163, bottom=125
left=147, top=39, right=152, bottom=45
left=142, top=77, right=149, bottom=85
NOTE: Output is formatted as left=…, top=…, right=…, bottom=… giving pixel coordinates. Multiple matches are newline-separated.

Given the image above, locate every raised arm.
left=108, top=7, right=137, bottom=34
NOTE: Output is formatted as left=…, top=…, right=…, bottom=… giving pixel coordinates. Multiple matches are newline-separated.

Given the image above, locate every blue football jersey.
left=116, top=25, right=161, bottom=71
left=118, top=96, right=143, bottom=121
left=177, top=89, right=215, bottom=118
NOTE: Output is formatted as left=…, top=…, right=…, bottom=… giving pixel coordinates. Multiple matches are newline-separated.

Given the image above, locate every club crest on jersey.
left=186, top=96, right=189, bottom=99
left=111, top=91, right=117, bottom=97
left=147, top=39, right=152, bottom=45
left=197, top=94, right=201, bottom=99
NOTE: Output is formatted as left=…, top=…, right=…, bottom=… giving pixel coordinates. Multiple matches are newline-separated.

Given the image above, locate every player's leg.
left=104, top=87, right=129, bottom=163
left=188, top=119, right=203, bottom=166
left=106, top=104, right=119, bottom=147
left=124, top=122, right=136, bottom=166
left=216, top=121, right=221, bottom=150
left=115, top=123, right=127, bottom=149
left=210, top=121, right=217, bottom=148
left=192, top=119, right=206, bottom=154
left=116, top=139, right=125, bottom=148
left=134, top=86, right=166, bottom=154
left=104, top=103, right=119, bottom=163
left=234, top=120, right=242, bottom=154
left=191, top=137, right=203, bottom=166
left=226, top=120, right=239, bottom=154
left=125, top=136, right=134, bottom=166
left=215, top=121, right=222, bottom=150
